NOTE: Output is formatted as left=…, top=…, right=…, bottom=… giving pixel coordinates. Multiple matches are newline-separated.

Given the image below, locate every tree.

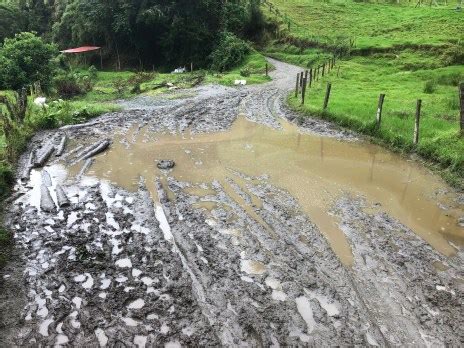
left=50, top=0, right=264, bottom=69
left=0, top=2, right=24, bottom=43
left=0, top=32, right=57, bottom=91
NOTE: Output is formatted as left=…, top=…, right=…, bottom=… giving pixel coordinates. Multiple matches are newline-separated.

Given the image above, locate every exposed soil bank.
left=0, top=59, right=463, bottom=346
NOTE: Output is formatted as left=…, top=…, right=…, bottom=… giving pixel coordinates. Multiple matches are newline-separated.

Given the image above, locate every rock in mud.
left=157, top=159, right=175, bottom=169
left=40, top=185, right=56, bottom=212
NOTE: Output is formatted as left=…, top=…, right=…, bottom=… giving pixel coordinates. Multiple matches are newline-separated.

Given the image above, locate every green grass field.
left=263, top=0, right=464, bottom=185
left=268, top=0, right=463, bottom=49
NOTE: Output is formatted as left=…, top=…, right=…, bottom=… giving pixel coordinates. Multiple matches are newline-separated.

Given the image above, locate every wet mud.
left=1, top=58, right=463, bottom=346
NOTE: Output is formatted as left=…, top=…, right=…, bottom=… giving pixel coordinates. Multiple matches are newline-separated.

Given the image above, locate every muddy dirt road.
left=1, top=59, right=463, bottom=346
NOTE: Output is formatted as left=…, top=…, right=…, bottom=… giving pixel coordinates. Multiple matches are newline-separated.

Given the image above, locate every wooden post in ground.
left=191, top=62, right=193, bottom=72
left=376, top=93, right=386, bottom=128
left=265, top=63, right=268, bottom=77
left=323, top=82, right=332, bottom=110
left=295, top=73, right=300, bottom=97
left=460, top=83, right=464, bottom=135
left=322, top=63, right=326, bottom=77
left=309, top=68, right=313, bottom=88
left=414, top=99, right=422, bottom=144
left=300, top=72, right=304, bottom=88
left=304, top=70, right=309, bottom=85
left=301, top=77, right=307, bottom=105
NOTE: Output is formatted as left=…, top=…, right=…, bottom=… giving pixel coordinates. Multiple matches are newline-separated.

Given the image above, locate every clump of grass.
left=423, top=80, right=436, bottom=94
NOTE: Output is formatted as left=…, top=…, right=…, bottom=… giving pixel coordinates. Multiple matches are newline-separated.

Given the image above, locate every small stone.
left=458, top=217, right=464, bottom=227
left=157, top=160, right=175, bottom=170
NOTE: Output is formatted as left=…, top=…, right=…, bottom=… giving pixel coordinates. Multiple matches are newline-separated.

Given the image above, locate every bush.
left=54, top=71, right=94, bottom=98
left=441, top=45, right=464, bottom=66
left=112, top=78, right=129, bottom=96
left=0, top=32, right=57, bottom=91
left=0, top=162, right=14, bottom=198
left=210, top=32, right=250, bottom=72
left=423, top=80, right=436, bottom=94
left=29, top=99, right=83, bottom=129
left=128, top=71, right=155, bottom=94
left=240, top=67, right=251, bottom=77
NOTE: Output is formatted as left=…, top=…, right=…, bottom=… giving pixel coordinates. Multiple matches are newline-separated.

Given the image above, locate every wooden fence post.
left=323, top=83, right=332, bottom=110
left=301, top=77, right=307, bottom=105
left=322, top=63, right=326, bottom=77
left=376, top=93, right=386, bottom=128
left=460, top=83, right=464, bottom=135
left=309, top=68, right=312, bottom=88
left=414, top=99, right=422, bottom=144
left=304, top=70, right=309, bottom=85
left=191, top=62, right=193, bottom=72
left=265, top=63, right=268, bottom=77
left=295, top=73, right=300, bottom=97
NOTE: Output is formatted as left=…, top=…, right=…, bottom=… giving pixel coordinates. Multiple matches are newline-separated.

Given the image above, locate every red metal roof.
left=60, top=46, right=101, bottom=54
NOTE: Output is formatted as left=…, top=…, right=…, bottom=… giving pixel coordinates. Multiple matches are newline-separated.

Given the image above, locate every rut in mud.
left=1, top=58, right=463, bottom=346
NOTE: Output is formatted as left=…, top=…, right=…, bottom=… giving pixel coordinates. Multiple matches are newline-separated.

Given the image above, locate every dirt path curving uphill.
left=1, top=58, right=463, bottom=346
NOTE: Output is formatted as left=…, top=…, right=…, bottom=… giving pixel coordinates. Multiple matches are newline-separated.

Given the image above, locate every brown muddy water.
left=70, top=116, right=463, bottom=266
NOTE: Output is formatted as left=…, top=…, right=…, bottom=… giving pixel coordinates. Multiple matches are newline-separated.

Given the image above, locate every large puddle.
left=71, top=116, right=463, bottom=265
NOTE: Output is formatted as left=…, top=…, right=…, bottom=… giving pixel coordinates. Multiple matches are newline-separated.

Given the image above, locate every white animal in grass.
left=34, top=97, right=47, bottom=107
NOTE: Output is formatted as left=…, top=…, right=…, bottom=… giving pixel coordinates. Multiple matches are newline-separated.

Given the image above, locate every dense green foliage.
left=265, top=0, right=464, bottom=185
left=0, top=32, right=57, bottom=91
left=210, top=32, right=251, bottom=71
left=1, top=0, right=265, bottom=69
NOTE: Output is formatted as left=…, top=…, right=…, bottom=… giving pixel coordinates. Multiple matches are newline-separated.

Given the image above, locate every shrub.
left=128, top=71, right=155, bottom=94
left=54, top=72, right=94, bottom=98
left=0, top=162, right=14, bottom=198
left=210, top=32, right=250, bottom=72
left=113, top=78, right=129, bottom=96
left=0, top=32, right=57, bottom=91
left=240, top=67, right=251, bottom=77
left=88, top=65, right=98, bottom=80
left=29, top=99, right=79, bottom=129
left=423, top=80, right=436, bottom=94
left=441, top=45, right=464, bottom=66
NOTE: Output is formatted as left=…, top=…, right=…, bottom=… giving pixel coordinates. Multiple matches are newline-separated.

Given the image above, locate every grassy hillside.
left=268, top=0, right=463, bottom=49
left=263, top=0, right=464, bottom=184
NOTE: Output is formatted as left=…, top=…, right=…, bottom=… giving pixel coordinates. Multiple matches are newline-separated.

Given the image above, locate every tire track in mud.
left=1, top=58, right=463, bottom=346
left=162, top=176, right=381, bottom=345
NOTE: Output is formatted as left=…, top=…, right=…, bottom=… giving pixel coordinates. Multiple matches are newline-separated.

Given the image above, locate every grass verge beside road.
left=263, top=0, right=464, bottom=186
